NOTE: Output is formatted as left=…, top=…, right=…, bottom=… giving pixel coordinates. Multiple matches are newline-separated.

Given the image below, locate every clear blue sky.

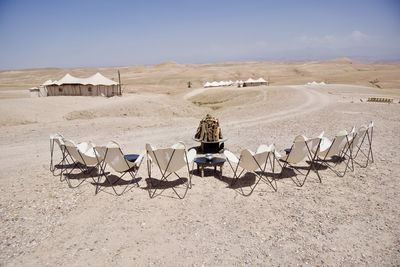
left=0, top=0, right=399, bottom=69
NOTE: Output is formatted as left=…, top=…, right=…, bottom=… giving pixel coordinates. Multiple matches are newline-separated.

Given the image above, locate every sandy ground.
left=0, top=61, right=400, bottom=266
left=1, top=58, right=400, bottom=94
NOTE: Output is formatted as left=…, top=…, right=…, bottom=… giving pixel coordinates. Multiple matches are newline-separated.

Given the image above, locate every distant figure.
left=188, top=81, right=192, bottom=88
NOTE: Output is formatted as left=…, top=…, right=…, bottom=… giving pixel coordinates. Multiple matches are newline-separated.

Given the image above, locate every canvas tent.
left=29, top=87, right=40, bottom=97
left=243, top=77, right=268, bottom=87
left=45, top=72, right=120, bottom=97
left=203, top=80, right=235, bottom=88
left=204, top=81, right=212, bottom=87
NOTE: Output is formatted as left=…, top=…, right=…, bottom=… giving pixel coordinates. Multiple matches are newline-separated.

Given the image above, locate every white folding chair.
left=316, top=129, right=355, bottom=177
left=49, top=133, right=66, bottom=175
left=95, top=141, right=144, bottom=196
left=146, top=142, right=196, bottom=199
left=224, top=144, right=279, bottom=196
left=280, top=133, right=323, bottom=187
left=353, top=122, right=374, bottom=167
left=62, top=139, right=101, bottom=188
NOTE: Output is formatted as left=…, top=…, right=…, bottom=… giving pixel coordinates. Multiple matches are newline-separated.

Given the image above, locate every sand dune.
left=1, top=59, right=400, bottom=94
left=0, top=61, right=400, bottom=266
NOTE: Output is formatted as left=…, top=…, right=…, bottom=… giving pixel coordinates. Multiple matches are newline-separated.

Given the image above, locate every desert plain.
left=0, top=58, right=400, bottom=266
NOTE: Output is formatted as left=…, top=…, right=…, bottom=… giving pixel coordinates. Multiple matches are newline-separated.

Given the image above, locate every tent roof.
left=55, top=72, right=118, bottom=86
left=256, top=77, right=267, bottom=83
left=87, top=72, right=118, bottom=86
left=42, top=79, right=54, bottom=86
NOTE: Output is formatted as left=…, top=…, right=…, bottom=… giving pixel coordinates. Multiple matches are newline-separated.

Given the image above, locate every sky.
left=0, top=0, right=399, bottom=69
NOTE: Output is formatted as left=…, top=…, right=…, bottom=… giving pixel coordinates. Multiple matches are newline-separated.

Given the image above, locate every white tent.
left=86, top=72, right=118, bottom=86
left=256, top=77, right=267, bottom=83
left=243, top=77, right=268, bottom=87
left=306, top=81, right=326, bottom=86
left=55, top=72, right=118, bottom=86
left=55, top=73, right=84, bottom=85
left=210, top=81, right=219, bottom=87
left=204, top=79, right=238, bottom=88
left=46, top=72, right=120, bottom=97
left=204, top=82, right=211, bottom=88
left=42, top=80, right=54, bottom=86
left=219, top=81, right=227, bottom=86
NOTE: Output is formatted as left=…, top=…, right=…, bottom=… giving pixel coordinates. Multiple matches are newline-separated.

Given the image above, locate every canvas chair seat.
left=61, top=139, right=101, bottom=188
left=281, top=133, right=322, bottom=163
left=146, top=142, right=195, bottom=199
left=94, top=141, right=144, bottom=195
left=49, top=133, right=66, bottom=175
left=317, top=130, right=349, bottom=159
left=314, top=129, right=355, bottom=177
left=76, top=142, right=100, bottom=166
left=224, top=144, right=279, bottom=195
left=279, top=133, right=323, bottom=187
left=352, top=122, right=374, bottom=168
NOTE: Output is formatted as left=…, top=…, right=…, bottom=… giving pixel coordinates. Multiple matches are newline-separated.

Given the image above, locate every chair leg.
left=237, top=173, right=264, bottom=196
left=353, top=132, right=374, bottom=168
left=50, top=139, right=55, bottom=172
left=261, top=175, right=277, bottom=192
left=64, top=164, right=86, bottom=188
left=283, top=162, right=316, bottom=187
left=148, top=172, right=173, bottom=199
left=170, top=173, right=190, bottom=199
left=278, top=161, right=293, bottom=181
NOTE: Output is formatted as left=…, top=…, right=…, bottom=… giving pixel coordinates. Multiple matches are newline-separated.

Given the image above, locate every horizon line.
left=1, top=57, right=400, bottom=72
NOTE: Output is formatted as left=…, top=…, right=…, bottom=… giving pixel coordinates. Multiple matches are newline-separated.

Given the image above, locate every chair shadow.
left=63, top=168, right=102, bottom=180
left=305, top=161, right=328, bottom=171
left=143, top=177, right=188, bottom=190
left=193, top=168, right=223, bottom=178
left=216, top=168, right=300, bottom=194
left=54, top=162, right=86, bottom=170
left=92, top=175, right=142, bottom=187
left=217, top=172, right=280, bottom=196
left=260, top=168, right=297, bottom=180
left=319, top=156, right=345, bottom=164
left=216, top=172, right=256, bottom=189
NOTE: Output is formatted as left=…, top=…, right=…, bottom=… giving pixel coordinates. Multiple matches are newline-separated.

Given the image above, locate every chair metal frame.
left=353, top=122, right=374, bottom=168
left=225, top=149, right=279, bottom=196
left=61, top=140, right=100, bottom=189
left=95, top=145, right=143, bottom=196
left=315, top=133, right=355, bottom=177
left=50, top=134, right=68, bottom=177
left=280, top=137, right=322, bottom=187
left=146, top=144, right=194, bottom=199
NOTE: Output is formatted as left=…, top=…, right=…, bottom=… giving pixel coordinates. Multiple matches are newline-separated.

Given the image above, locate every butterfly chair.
left=352, top=122, right=374, bottom=168
left=224, top=144, right=279, bottom=196
left=315, top=129, right=355, bottom=177
left=280, top=134, right=323, bottom=187
left=146, top=142, right=196, bottom=199
left=62, top=139, right=102, bottom=188
left=50, top=133, right=66, bottom=175
left=94, top=141, right=144, bottom=196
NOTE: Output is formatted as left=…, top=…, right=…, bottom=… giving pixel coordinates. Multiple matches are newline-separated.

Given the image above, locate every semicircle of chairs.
left=49, top=121, right=374, bottom=198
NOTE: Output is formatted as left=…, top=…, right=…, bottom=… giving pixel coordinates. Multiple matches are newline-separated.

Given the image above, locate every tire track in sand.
left=184, top=85, right=331, bottom=129
left=225, top=85, right=331, bottom=128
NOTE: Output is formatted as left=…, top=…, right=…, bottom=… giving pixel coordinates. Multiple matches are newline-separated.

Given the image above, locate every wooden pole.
left=118, top=70, right=122, bottom=96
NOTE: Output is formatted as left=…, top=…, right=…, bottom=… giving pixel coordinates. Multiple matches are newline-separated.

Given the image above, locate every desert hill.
left=1, top=59, right=400, bottom=96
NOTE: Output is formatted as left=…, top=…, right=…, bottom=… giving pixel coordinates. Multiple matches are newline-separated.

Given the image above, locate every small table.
left=194, top=157, right=226, bottom=178
left=193, top=138, right=228, bottom=154
left=124, top=154, right=139, bottom=162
